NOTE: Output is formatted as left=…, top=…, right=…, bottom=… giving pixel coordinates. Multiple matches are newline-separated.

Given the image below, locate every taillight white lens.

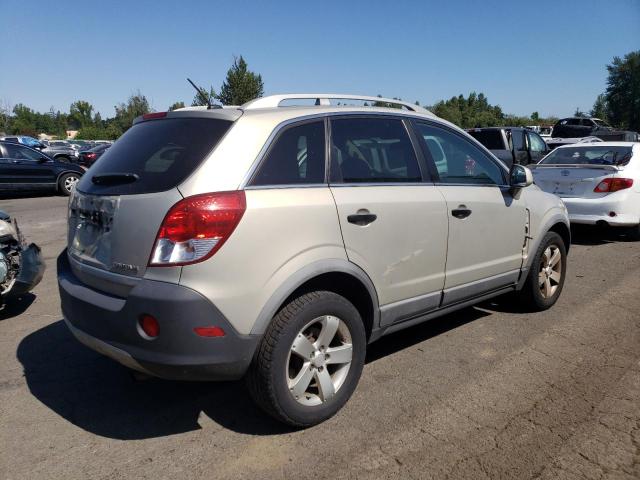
left=149, top=191, right=246, bottom=266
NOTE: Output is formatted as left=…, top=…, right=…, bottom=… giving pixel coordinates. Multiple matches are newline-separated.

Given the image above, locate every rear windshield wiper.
left=91, top=173, right=139, bottom=185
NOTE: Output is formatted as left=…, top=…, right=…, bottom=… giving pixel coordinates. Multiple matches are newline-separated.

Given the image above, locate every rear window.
left=78, top=118, right=232, bottom=195
left=540, top=146, right=633, bottom=166
left=467, top=130, right=504, bottom=150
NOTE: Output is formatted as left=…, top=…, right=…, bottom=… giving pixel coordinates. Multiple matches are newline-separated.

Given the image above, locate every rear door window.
left=330, top=117, right=422, bottom=183
left=79, top=118, right=232, bottom=195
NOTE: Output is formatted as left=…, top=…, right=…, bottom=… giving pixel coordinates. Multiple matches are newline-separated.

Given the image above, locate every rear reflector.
left=142, top=112, right=167, bottom=120
left=139, top=314, right=159, bottom=338
left=194, top=326, right=226, bottom=337
left=594, top=178, right=633, bottom=193
left=149, top=191, right=246, bottom=266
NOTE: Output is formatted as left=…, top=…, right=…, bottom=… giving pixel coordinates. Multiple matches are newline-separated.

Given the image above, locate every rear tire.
left=246, top=291, right=366, bottom=427
left=58, top=173, right=80, bottom=196
left=517, top=232, right=567, bottom=311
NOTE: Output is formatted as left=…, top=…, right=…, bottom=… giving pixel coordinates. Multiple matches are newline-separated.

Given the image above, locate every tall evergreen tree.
left=216, top=56, right=264, bottom=106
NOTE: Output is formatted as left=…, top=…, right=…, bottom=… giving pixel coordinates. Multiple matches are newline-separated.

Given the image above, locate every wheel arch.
left=548, top=221, right=571, bottom=254
left=250, top=260, right=380, bottom=342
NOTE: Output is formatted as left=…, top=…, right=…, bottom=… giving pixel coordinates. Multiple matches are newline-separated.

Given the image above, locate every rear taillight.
left=149, top=191, right=246, bottom=266
left=86, top=153, right=97, bottom=159
left=594, top=178, right=633, bottom=193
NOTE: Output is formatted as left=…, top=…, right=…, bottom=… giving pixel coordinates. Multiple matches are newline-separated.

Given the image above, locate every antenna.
left=186, top=78, right=220, bottom=109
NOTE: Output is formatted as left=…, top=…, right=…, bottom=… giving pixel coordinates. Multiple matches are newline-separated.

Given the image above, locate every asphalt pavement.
left=1, top=194, right=638, bottom=480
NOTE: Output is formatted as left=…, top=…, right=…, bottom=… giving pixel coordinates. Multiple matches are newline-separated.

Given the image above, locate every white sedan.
left=530, top=142, right=640, bottom=239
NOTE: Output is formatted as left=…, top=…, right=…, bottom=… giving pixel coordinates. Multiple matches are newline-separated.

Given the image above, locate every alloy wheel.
left=64, top=175, right=79, bottom=193
left=538, top=244, right=562, bottom=299
left=287, top=315, right=353, bottom=406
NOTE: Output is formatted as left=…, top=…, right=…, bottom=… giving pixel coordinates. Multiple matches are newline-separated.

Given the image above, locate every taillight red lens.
left=86, top=153, right=96, bottom=159
left=149, top=191, right=246, bottom=266
left=594, top=178, right=633, bottom=193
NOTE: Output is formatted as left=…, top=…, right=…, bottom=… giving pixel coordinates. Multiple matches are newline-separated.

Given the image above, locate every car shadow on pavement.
left=0, top=293, right=36, bottom=320
left=17, top=319, right=292, bottom=439
left=17, top=307, right=493, bottom=439
left=570, top=224, right=637, bottom=246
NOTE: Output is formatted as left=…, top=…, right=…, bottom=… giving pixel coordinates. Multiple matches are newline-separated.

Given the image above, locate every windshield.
left=539, top=146, right=633, bottom=166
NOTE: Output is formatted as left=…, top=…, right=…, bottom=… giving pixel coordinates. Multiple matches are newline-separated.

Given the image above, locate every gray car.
left=42, top=141, right=78, bottom=163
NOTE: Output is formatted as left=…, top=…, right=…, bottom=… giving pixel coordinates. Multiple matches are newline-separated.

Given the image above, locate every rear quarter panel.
left=178, top=188, right=347, bottom=335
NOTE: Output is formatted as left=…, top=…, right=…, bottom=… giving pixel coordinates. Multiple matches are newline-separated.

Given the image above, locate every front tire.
left=58, top=173, right=80, bottom=196
left=517, top=231, right=567, bottom=311
left=246, top=291, right=366, bottom=427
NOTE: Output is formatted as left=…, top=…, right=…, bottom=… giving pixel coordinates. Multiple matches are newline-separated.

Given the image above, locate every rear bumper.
left=561, top=196, right=639, bottom=226
left=57, top=250, right=259, bottom=381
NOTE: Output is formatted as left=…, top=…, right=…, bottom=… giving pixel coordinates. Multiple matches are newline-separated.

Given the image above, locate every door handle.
left=451, top=205, right=472, bottom=219
left=347, top=211, right=377, bottom=226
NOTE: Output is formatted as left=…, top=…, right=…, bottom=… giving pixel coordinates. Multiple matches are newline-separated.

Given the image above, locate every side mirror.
left=510, top=164, right=533, bottom=188
left=37, top=157, right=50, bottom=164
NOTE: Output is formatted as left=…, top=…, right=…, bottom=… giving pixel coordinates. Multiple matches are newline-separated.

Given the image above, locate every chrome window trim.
left=244, top=183, right=328, bottom=190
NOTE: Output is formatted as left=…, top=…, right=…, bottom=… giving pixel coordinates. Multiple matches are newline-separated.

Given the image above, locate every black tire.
left=517, top=231, right=567, bottom=311
left=246, top=291, right=366, bottom=427
left=58, top=172, right=80, bottom=196
left=55, top=155, right=71, bottom=163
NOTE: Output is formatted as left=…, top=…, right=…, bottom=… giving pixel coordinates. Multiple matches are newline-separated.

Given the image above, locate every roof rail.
left=242, top=94, right=434, bottom=114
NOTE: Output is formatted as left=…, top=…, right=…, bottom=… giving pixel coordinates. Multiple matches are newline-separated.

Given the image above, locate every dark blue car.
left=0, top=141, right=85, bottom=196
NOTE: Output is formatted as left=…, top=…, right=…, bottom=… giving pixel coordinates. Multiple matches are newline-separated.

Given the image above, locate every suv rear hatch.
left=531, top=145, right=633, bottom=198
left=67, top=111, right=240, bottom=294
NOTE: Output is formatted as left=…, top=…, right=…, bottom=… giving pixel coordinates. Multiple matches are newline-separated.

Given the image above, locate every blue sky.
left=1, top=0, right=638, bottom=118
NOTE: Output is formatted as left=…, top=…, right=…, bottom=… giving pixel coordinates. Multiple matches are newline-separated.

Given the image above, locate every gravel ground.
left=1, top=194, right=639, bottom=480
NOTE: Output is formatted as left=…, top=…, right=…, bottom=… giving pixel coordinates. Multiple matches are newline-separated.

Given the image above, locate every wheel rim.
left=286, top=315, right=353, bottom=406
left=538, top=244, right=562, bottom=299
left=64, top=175, right=79, bottom=192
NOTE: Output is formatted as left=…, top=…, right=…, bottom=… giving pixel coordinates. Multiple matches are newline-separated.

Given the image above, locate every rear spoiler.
left=529, top=163, right=620, bottom=171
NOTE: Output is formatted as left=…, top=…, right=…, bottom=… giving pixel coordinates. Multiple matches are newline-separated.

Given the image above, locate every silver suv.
left=58, top=94, right=570, bottom=426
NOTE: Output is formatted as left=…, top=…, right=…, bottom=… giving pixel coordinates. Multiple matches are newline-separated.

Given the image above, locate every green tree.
left=531, top=112, right=539, bottom=122
left=11, top=104, right=38, bottom=136
left=113, top=91, right=151, bottom=134
left=431, top=92, right=505, bottom=128
left=68, top=100, right=94, bottom=130
left=605, top=50, right=640, bottom=131
left=574, top=108, right=587, bottom=117
left=590, top=94, right=609, bottom=121
left=169, top=101, right=185, bottom=111
left=191, top=86, right=216, bottom=107
left=216, top=56, right=264, bottom=106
